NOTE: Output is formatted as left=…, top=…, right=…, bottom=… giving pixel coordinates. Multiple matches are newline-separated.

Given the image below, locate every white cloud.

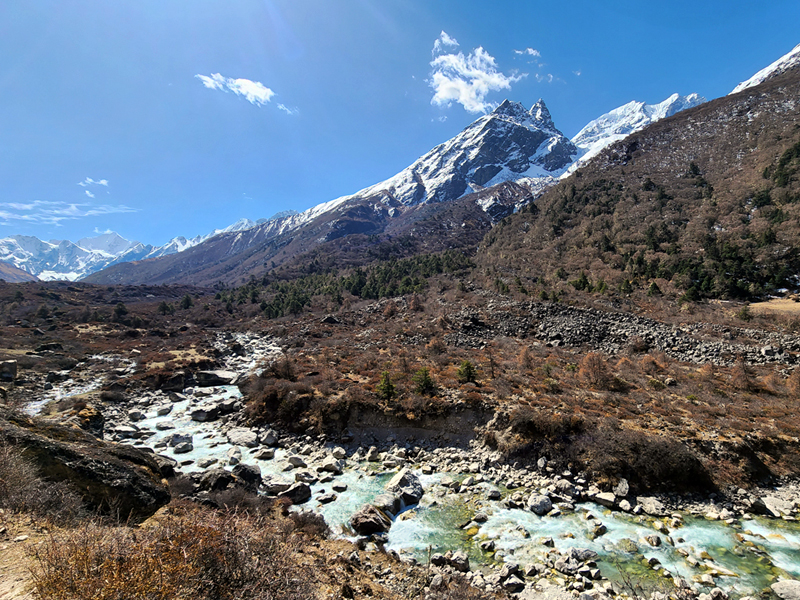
left=573, top=70, right=582, bottom=76
left=0, top=201, right=137, bottom=227
left=196, top=73, right=291, bottom=110
left=85, top=190, right=95, bottom=198
left=429, top=38, right=524, bottom=113
left=432, top=30, right=459, bottom=55
left=78, top=177, right=108, bottom=187
left=277, top=103, right=298, bottom=115
left=514, top=47, right=540, bottom=57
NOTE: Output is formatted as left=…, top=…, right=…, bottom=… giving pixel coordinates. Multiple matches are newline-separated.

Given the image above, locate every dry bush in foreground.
left=29, top=506, right=319, bottom=600
left=0, top=443, right=86, bottom=525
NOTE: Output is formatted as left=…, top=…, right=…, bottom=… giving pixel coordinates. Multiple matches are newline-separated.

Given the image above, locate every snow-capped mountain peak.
left=731, top=43, right=800, bottom=95
left=566, top=92, right=706, bottom=172
left=77, top=232, right=138, bottom=256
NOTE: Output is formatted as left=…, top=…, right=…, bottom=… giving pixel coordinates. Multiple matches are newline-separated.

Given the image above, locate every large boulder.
left=527, top=494, right=553, bottom=516
left=773, top=581, right=800, bottom=600
left=385, top=467, right=424, bottom=506
left=0, top=360, right=18, bottom=382
left=190, top=403, right=220, bottom=422
left=197, top=468, right=235, bottom=492
left=231, top=463, right=262, bottom=491
left=226, top=428, right=258, bottom=448
left=278, top=482, right=311, bottom=505
left=0, top=406, right=169, bottom=521
left=350, top=504, right=392, bottom=535
left=194, top=370, right=238, bottom=387
left=262, top=475, right=292, bottom=495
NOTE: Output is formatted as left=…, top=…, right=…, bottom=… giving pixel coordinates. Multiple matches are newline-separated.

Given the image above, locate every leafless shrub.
left=0, top=442, right=86, bottom=524
left=578, top=352, right=613, bottom=389
left=28, top=507, right=320, bottom=600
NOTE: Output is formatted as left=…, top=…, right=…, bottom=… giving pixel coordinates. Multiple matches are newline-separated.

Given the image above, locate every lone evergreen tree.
left=376, top=371, right=395, bottom=400
left=456, top=360, right=477, bottom=384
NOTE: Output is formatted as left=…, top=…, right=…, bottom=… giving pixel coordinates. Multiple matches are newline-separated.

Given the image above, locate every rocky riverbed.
left=24, top=329, right=800, bottom=600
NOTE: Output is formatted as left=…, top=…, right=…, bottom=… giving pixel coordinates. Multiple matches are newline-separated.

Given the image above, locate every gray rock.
left=226, top=428, right=258, bottom=448
left=198, top=468, right=235, bottom=492
left=262, top=475, right=292, bottom=495
left=332, top=446, right=347, bottom=460
left=449, top=550, right=470, bottom=572
left=231, top=463, right=262, bottom=491
left=194, top=370, right=238, bottom=387
left=317, top=492, right=337, bottom=504
left=614, top=478, right=630, bottom=498
left=594, top=492, right=616, bottom=508
left=287, top=455, right=307, bottom=468
left=365, top=446, right=380, bottom=462
left=637, top=496, right=666, bottom=516
left=197, top=457, right=218, bottom=468
left=173, top=441, right=193, bottom=454
left=278, top=482, right=311, bottom=504
left=155, top=405, right=173, bottom=416
left=385, top=467, right=424, bottom=506
left=254, top=447, right=275, bottom=460
left=372, top=493, right=402, bottom=516
left=772, top=581, right=800, bottom=600
left=128, top=409, right=146, bottom=422
left=319, top=455, right=344, bottom=474
left=261, top=429, right=278, bottom=446
left=527, top=494, right=552, bottom=516
left=503, top=575, right=525, bottom=592
left=190, top=404, right=220, bottom=422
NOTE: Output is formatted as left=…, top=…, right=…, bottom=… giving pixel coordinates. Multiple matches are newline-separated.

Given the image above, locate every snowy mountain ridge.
left=0, top=216, right=278, bottom=281
left=565, top=92, right=706, bottom=174
left=731, top=43, right=800, bottom=95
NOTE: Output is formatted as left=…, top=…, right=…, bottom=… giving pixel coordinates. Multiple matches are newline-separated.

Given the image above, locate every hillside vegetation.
left=480, top=67, right=800, bottom=302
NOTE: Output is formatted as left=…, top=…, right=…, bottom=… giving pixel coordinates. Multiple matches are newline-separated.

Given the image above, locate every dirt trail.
left=0, top=516, right=40, bottom=600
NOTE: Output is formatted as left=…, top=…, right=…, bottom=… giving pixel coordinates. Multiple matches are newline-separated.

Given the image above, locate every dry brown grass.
left=28, top=505, right=319, bottom=600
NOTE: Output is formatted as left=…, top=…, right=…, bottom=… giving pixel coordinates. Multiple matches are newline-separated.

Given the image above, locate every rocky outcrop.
left=0, top=406, right=169, bottom=520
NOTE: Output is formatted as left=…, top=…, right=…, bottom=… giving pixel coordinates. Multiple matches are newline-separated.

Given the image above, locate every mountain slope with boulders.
left=479, top=64, right=800, bottom=300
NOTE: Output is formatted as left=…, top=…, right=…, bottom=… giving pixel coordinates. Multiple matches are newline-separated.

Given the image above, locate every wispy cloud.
left=513, top=46, right=559, bottom=83
left=196, top=73, right=294, bottom=112
left=432, top=30, right=459, bottom=55
left=78, top=177, right=108, bottom=187
left=0, top=201, right=137, bottom=227
left=514, top=47, right=541, bottom=58
left=429, top=31, right=524, bottom=114
left=85, top=190, right=95, bottom=198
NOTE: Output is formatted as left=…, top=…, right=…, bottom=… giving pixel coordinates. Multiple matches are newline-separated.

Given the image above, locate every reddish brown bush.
left=578, top=352, right=613, bottom=389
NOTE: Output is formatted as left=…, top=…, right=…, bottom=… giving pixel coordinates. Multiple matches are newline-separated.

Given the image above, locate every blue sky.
left=1, top=0, right=799, bottom=246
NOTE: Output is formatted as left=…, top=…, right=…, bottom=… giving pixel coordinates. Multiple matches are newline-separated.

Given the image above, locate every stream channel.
left=29, top=338, right=800, bottom=598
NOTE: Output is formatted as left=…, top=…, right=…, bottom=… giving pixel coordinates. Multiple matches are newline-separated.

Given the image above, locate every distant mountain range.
left=4, top=42, right=798, bottom=285
left=0, top=214, right=296, bottom=281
